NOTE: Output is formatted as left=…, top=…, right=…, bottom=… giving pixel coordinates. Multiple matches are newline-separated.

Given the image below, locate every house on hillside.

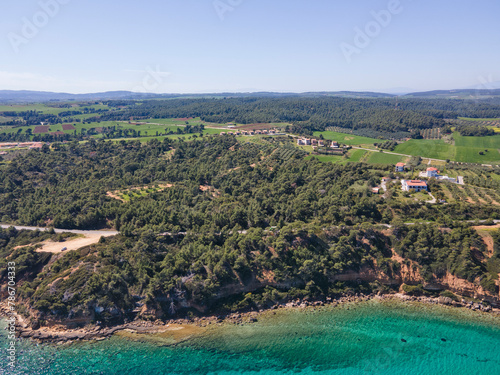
left=402, top=180, right=428, bottom=192
left=297, top=138, right=311, bottom=146
left=330, top=141, right=339, bottom=148
left=395, top=162, right=406, bottom=172
left=426, top=167, right=439, bottom=177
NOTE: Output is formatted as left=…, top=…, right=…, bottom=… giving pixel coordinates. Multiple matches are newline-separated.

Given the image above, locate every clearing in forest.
left=107, top=184, right=173, bottom=202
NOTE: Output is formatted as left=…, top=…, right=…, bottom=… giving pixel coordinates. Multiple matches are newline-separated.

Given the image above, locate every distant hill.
left=403, top=89, right=500, bottom=99
left=0, top=90, right=395, bottom=103
left=0, top=90, right=163, bottom=103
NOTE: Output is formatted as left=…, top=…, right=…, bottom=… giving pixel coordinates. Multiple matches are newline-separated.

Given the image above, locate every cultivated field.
left=394, top=139, right=453, bottom=160
left=366, top=152, right=405, bottom=165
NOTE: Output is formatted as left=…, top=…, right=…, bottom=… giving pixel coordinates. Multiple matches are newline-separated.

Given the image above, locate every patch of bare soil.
left=484, top=194, right=500, bottom=206
left=34, top=235, right=103, bottom=253
left=106, top=191, right=125, bottom=202
left=473, top=228, right=499, bottom=257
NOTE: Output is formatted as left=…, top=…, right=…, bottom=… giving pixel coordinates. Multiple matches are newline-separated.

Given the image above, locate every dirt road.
left=1, top=224, right=119, bottom=253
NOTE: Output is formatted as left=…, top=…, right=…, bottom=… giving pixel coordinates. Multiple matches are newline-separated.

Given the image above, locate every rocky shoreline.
left=3, top=293, right=499, bottom=345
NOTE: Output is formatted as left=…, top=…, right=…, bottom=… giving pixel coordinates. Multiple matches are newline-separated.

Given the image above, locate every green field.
left=306, top=154, right=345, bottom=163
left=458, top=117, right=500, bottom=122
left=453, top=133, right=500, bottom=163
left=366, top=151, right=405, bottom=164
left=392, top=135, right=500, bottom=164
left=453, top=133, right=500, bottom=148
left=346, top=149, right=367, bottom=162
left=394, top=139, right=454, bottom=161
left=313, top=131, right=379, bottom=145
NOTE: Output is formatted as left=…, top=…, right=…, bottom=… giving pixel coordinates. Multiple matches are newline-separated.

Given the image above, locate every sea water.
left=1, top=299, right=499, bottom=375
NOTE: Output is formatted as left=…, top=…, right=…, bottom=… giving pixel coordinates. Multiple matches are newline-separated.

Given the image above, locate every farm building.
left=330, top=141, right=339, bottom=148
left=401, top=180, right=428, bottom=192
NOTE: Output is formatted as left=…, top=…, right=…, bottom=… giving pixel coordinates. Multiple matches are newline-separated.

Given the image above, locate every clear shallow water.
left=1, top=300, right=500, bottom=375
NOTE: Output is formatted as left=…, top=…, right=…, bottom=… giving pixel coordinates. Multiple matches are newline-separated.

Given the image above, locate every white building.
left=426, top=167, right=439, bottom=177
left=395, top=163, right=406, bottom=172
left=401, top=180, right=428, bottom=192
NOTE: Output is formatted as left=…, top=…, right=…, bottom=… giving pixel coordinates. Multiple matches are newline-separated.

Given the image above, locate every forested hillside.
left=97, top=97, right=500, bottom=135
left=3, top=97, right=500, bottom=140
left=0, top=138, right=499, bottom=327
left=0, top=137, right=497, bottom=231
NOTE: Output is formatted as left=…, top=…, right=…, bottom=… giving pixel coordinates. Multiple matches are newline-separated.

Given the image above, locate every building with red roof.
left=402, top=180, right=428, bottom=192
left=395, top=162, right=406, bottom=172
left=426, top=167, right=439, bottom=177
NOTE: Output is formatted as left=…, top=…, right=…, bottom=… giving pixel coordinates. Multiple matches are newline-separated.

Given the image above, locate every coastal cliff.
left=1, top=223, right=498, bottom=340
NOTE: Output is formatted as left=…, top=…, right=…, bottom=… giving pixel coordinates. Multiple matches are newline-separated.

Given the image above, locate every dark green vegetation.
left=393, top=224, right=498, bottom=292
left=3, top=97, right=500, bottom=142
left=0, top=138, right=499, bottom=326
left=86, top=97, right=500, bottom=138
left=1, top=138, right=498, bottom=231
left=2, top=98, right=500, bottom=165
left=455, top=125, right=495, bottom=137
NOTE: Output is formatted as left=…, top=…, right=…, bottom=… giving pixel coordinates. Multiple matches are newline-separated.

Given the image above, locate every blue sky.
left=1, top=0, right=499, bottom=93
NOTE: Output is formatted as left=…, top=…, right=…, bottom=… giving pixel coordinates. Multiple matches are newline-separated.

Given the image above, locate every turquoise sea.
left=1, top=300, right=500, bottom=375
